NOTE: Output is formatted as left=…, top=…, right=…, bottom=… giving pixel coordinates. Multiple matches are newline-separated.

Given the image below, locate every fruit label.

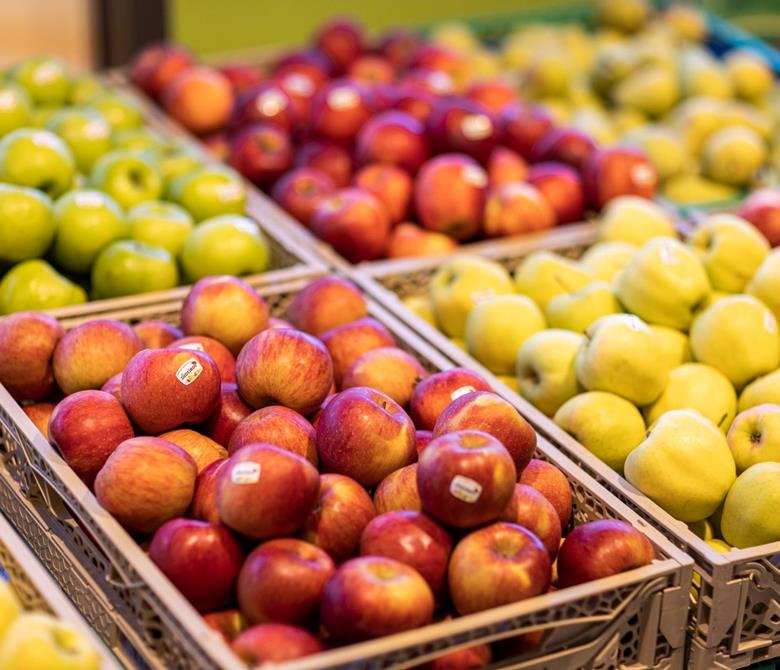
left=328, top=87, right=359, bottom=110
left=462, top=165, right=488, bottom=188
left=178, top=342, right=205, bottom=352
left=175, top=358, right=204, bottom=385
left=451, top=385, right=476, bottom=401
left=231, top=462, right=260, bottom=484
left=449, top=475, right=482, bottom=503
left=461, top=114, right=493, bottom=141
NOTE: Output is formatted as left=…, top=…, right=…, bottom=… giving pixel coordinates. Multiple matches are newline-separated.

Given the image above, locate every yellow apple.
left=738, top=368, right=780, bottom=412
left=544, top=280, right=622, bottom=333
left=513, top=250, right=592, bottom=310
left=579, top=241, right=637, bottom=282
left=650, top=325, right=692, bottom=369
left=746, top=249, right=780, bottom=325
left=721, top=462, right=780, bottom=548
left=0, top=580, right=21, bottom=641
left=597, top=196, right=676, bottom=246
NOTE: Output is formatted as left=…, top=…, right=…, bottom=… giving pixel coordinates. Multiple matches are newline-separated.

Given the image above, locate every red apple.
left=180, top=275, right=270, bottom=357
left=448, top=522, right=551, bottom=615
left=231, top=623, right=323, bottom=664
left=237, top=538, right=334, bottom=625
left=353, top=164, right=412, bottom=224
left=230, top=82, right=294, bottom=132
left=377, top=29, right=419, bottom=68
left=0, top=311, right=63, bottom=401
left=342, top=346, right=428, bottom=407
left=410, top=45, right=467, bottom=87
left=310, top=187, right=391, bottom=262
left=531, top=127, right=598, bottom=171
left=414, top=154, right=487, bottom=240
left=22, top=402, right=55, bottom=436
left=432, top=390, right=537, bottom=473
left=100, top=372, right=122, bottom=401
left=201, top=383, right=252, bottom=448
left=190, top=457, right=228, bottom=524
left=271, top=167, right=335, bottom=228
left=319, top=316, right=395, bottom=387
left=500, top=103, right=555, bottom=160
left=48, top=390, right=134, bottom=487
left=268, top=317, right=292, bottom=330
left=426, top=98, right=500, bottom=163
left=422, top=643, right=492, bottom=670
left=347, top=55, right=395, bottom=85
left=408, top=368, right=492, bottom=430
left=417, top=430, right=517, bottom=528
left=149, top=518, right=243, bottom=613
left=556, top=519, right=655, bottom=588
left=121, top=348, right=221, bottom=434
left=228, top=123, right=293, bottom=186
left=527, top=161, right=586, bottom=224
left=53, top=319, right=142, bottom=395
left=385, top=81, right=438, bottom=123
left=583, top=147, right=658, bottom=209
left=314, top=19, right=365, bottom=72
left=94, top=436, right=197, bottom=533
left=355, top=110, right=430, bottom=173
left=301, top=473, right=376, bottom=563
left=483, top=182, right=556, bottom=237
left=309, top=80, right=373, bottom=143
left=518, top=459, right=572, bottom=529
left=273, top=49, right=332, bottom=86
left=374, top=463, right=422, bottom=514
left=467, top=80, right=518, bottom=114
left=133, top=320, right=183, bottom=349
left=203, top=609, right=247, bottom=644
left=162, top=66, right=234, bottom=135
left=170, top=335, right=236, bottom=384
left=387, top=222, right=459, bottom=258
left=416, top=430, right=434, bottom=453
left=216, top=443, right=320, bottom=540
left=487, top=146, right=528, bottom=187
left=316, top=387, right=416, bottom=487
left=157, top=429, right=227, bottom=474
left=228, top=405, right=317, bottom=464
left=500, top=484, right=562, bottom=559
left=201, top=132, right=231, bottom=161
left=219, top=64, right=265, bottom=94
left=130, top=43, right=196, bottom=99
left=320, top=556, right=434, bottom=642
left=286, top=275, right=367, bottom=336
left=236, top=328, right=333, bottom=414
left=739, top=188, right=780, bottom=245
left=295, top=141, right=353, bottom=187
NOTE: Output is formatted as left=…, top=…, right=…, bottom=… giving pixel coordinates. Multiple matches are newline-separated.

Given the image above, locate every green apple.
left=0, top=183, right=55, bottom=262
left=68, top=75, right=107, bottom=105
left=727, top=404, right=780, bottom=472
left=544, top=280, right=622, bottom=333
left=616, top=237, right=710, bottom=330
left=0, top=83, right=32, bottom=136
left=738, top=368, right=780, bottom=412
left=644, top=363, right=737, bottom=432
left=52, top=189, right=127, bottom=274
left=90, top=92, right=144, bottom=131
left=0, top=259, right=86, bottom=314
left=690, top=294, right=780, bottom=389
left=0, top=612, right=100, bottom=670
left=0, top=580, right=20, bottom=641
left=46, top=108, right=112, bottom=173
left=92, top=240, right=179, bottom=298
left=168, top=165, right=247, bottom=221
left=30, top=104, right=61, bottom=128
left=9, top=57, right=70, bottom=105
left=112, top=127, right=167, bottom=154
left=464, top=295, right=546, bottom=374
left=127, top=200, right=193, bottom=256
left=575, top=313, right=669, bottom=405
left=650, top=325, right=692, bottom=370
left=554, top=391, right=646, bottom=472
left=0, top=128, right=74, bottom=197
left=513, top=250, right=593, bottom=310
left=746, top=249, right=780, bottom=325
left=90, top=150, right=162, bottom=209
left=402, top=295, right=436, bottom=327
left=158, top=147, right=203, bottom=187
left=579, top=241, right=637, bottom=281
left=721, top=462, right=780, bottom=547
left=516, top=329, right=584, bottom=415
left=597, top=195, right=676, bottom=246
left=624, top=409, right=737, bottom=522
left=429, top=257, right=514, bottom=338
left=688, top=213, right=770, bottom=293
left=180, top=214, right=270, bottom=282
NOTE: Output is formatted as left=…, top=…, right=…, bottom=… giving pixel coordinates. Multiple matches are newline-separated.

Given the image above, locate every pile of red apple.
left=129, top=19, right=658, bottom=262
left=0, top=274, right=655, bottom=667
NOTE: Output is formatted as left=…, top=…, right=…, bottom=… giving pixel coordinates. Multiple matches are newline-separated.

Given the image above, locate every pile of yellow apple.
left=407, top=195, right=780, bottom=551
left=0, top=578, right=100, bottom=669
left=430, top=0, right=779, bottom=205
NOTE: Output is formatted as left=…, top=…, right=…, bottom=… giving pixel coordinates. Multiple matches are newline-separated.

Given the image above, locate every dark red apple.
left=309, top=80, right=373, bottom=143
left=527, top=161, right=586, bottom=224
left=583, top=147, right=658, bottom=209
left=286, top=275, right=367, bottom=336
left=426, top=98, right=500, bottom=163
left=295, top=141, right=353, bottom=187
left=228, top=405, right=316, bottom=464
left=228, top=123, right=293, bottom=186
left=219, top=64, right=265, bottom=94
left=408, top=368, right=491, bottom=430
left=230, top=82, right=294, bottom=132
left=131, top=43, right=195, bottom=99
left=314, top=19, right=365, bottom=72
left=355, top=110, right=430, bottom=173
left=231, top=623, right=323, bottom=664
left=385, top=82, right=437, bottom=123
left=271, top=167, right=335, bottom=228
left=500, top=103, right=555, bottom=160
left=201, top=383, right=252, bottom=448
left=531, top=127, right=598, bottom=171
left=416, top=430, right=434, bottom=453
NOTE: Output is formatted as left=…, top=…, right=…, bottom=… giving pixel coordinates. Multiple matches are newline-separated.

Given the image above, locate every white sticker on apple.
left=177, top=342, right=205, bottom=352
left=462, top=165, right=488, bottom=188
left=449, top=475, right=482, bottom=503
left=451, top=385, right=476, bottom=401
left=460, top=114, right=493, bottom=141
left=175, top=358, right=204, bottom=385
left=328, top=87, right=359, bottom=110
left=231, top=462, right=261, bottom=484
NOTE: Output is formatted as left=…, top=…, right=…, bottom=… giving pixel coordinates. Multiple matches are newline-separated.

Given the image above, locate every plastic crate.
left=354, top=222, right=780, bottom=670
left=0, top=274, right=691, bottom=670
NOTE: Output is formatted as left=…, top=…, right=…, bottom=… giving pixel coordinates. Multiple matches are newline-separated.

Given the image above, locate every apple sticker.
left=231, top=461, right=261, bottom=484
left=175, top=357, right=204, bottom=385
left=449, top=475, right=482, bottom=503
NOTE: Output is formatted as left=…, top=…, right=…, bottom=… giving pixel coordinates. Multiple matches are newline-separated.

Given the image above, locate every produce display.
left=0, top=275, right=658, bottom=667
left=0, top=57, right=274, bottom=315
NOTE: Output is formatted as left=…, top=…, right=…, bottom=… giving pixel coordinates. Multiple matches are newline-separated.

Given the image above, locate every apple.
left=275, top=70, right=319, bottom=127
left=286, top=275, right=367, bottom=336
left=237, top=538, right=334, bottom=625
left=408, top=368, right=492, bottom=430
left=499, top=103, right=555, bottom=160
left=190, top=458, right=228, bottom=523
left=46, top=107, right=111, bottom=173
left=486, top=146, right=528, bottom=187
left=316, top=387, right=416, bottom=487
left=128, top=200, right=193, bottom=257
left=739, top=188, right=780, bottom=246
left=0, top=579, right=20, bottom=643
left=100, top=372, right=123, bottom=402
left=216, top=443, right=320, bottom=540
left=273, top=49, right=332, bottom=86
left=0, top=259, right=86, bottom=314
left=52, top=319, right=142, bottom=395
left=483, top=182, right=556, bottom=237
left=518, top=459, right=572, bottom=529
left=426, top=98, right=500, bottom=162
left=374, top=463, right=422, bottom=514
left=583, top=147, right=658, bottom=209
left=301, top=473, right=376, bottom=563
left=320, top=556, right=434, bottom=642
left=342, top=347, right=428, bottom=407
left=378, top=29, right=420, bottom=70
left=49, top=390, right=134, bottom=486
left=353, top=164, right=412, bottom=224
left=170, top=334, right=235, bottom=383
left=236, top=328, right=333, bottom=414
left=295, top=141, right=353, bottom=187
left=158, top=147, right=203, bottom=186
left=121, top=347, right=221, bottom=434
left=314, top=18, right=365, bottom=71
left=90, top=149, right=162, bottom=209
left=410, top=44, right=467, bottom=86
left=310, top=187, right=391, bottom=262
left=0, top=310, right=63, bottom=401
left=318, top=316, right=395, bottom=386
left=416, top=430, right=434, bottom=452
left=203, top=609, right=247, bottom=644
left=202, top=383, right=252, bottom=447
left=309, top=80, right=373, bottom=143
left=499, top=484, right=562, bottom=559
left=527, top=162, right=586, bottom=224
left=229, top=123, right=293, bottom=186
left=0, top=128, right=73, bottom=198
left=0, top=82, right=32, bottom=137
left=90, top=92, right=144, bottom=132
left=162, top=66, right=234, bottom=135
left=133, top=320, right=182, bottom=349
left=91, top=240, right=179, bottom=299
left=355, top=110, right=430, bottom=173
left=231, top=623, right=323, bottom=664
left=433, top=391, right=537, bottom=473
left=0, top=183, right=54, bottom=265
left=385, top=81, right=437, bottom=122
left=168, top=165, right=246, bottom=222
left=157, top=428, right=227, bottom=474
left=228, top=405, right=317, bottom=464
left=531, top=127, right=598, bottom=172
left=95, top=436, right=197, bottom=533
left=387, top=222, right=458, bottom=258
left=727, top=404, right=780, bottom=473
left=447, top=522, right=550, bottom=615
left=149, top=518, right=243, bottom=612
left=467, top=79, right=517, bottom=114
left=22, top=402, right=56, bottom=436
left=230, top=82, right=294, bottom=132
left=556, top=519, right=655, bottom=588
left=271, top=167, right=335, bottom=227
left=421, top=643, right=492, bottom=670
left=414, top=154, right=487, bottom=240
left=131, top=42, right=195, bottom=98
left=347, top=55, right=395, bottom=85
left=221, top=64, right=265, bottom=93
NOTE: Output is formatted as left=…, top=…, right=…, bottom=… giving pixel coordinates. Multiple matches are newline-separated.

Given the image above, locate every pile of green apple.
left=0, top=57, right=270, bottom=314
left=410, top=194, right=780, bottom=551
